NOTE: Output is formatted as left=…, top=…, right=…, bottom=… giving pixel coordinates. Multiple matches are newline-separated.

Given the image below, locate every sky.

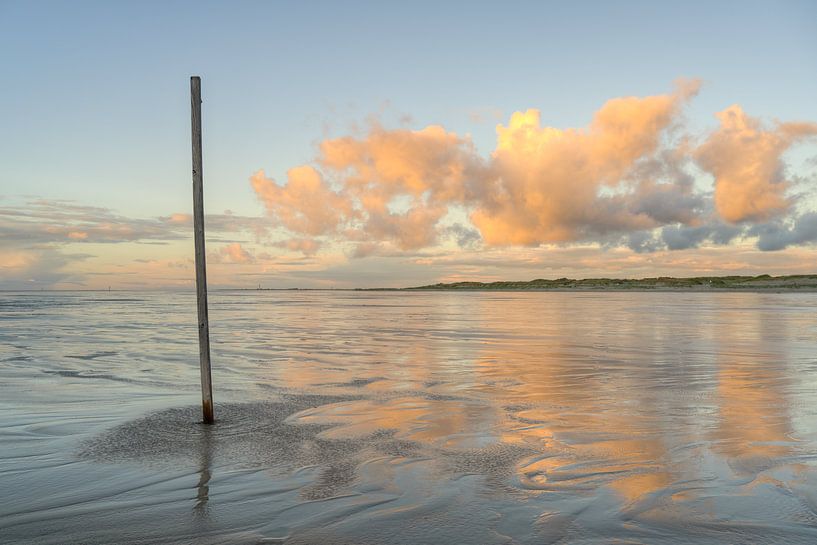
left=1, top=0, right=816, bottom=289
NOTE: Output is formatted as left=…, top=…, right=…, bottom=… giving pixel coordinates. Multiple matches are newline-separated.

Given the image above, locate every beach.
left=2, top=290, right=817, bottom=544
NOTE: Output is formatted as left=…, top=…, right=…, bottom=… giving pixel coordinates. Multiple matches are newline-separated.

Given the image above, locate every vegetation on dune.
left=405, top=274, right=817, bottom=291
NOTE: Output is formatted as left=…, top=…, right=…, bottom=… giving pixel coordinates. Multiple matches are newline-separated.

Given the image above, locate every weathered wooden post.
left=190, top=76, right=214, bottom=424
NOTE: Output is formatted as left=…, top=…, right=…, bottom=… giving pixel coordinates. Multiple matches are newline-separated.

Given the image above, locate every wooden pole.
left=190, top=76, right=214, bottom=424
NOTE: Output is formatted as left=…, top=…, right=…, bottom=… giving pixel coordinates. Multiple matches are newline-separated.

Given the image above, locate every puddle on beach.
left=2, top=290, right=817, bottom=544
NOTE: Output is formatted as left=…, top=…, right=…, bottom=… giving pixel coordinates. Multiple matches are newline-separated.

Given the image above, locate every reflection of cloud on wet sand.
left=711, top=302, right=800, bottom=475
left=58, top=291, right=817, bottom=544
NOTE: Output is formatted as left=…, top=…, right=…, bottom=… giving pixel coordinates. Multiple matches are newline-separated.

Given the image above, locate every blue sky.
left=1, top=1, right=816, bottom=288
left=3, top=0, right=815, bottom=213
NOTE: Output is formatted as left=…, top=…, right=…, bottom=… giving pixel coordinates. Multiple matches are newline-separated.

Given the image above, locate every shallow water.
left=2, top=290, right=817, bottom=544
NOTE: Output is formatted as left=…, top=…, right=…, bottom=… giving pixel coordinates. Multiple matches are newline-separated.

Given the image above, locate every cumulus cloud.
left=274, top=238, right=322, bottom=255
left=251, top=123, right=485, bottom=251
left=319, top=124, right=482, bottom=202
left=443, top=223, right=482, bottom=248
left=474, top=82, right=699, bottom=245
left=624, top=221, right=745, bottom=254
left=661, top=223, right=742, bottom=250
left=214, top=243, right=255, bottom=264
left=251, top=166, right=352, bottom=236
left=751, top=213, right=817, bottom=251
left=625, top=148, right=705, bottom=225
left=250, top=81, right=817, bottom=256
left=696, top=105, right=817, bottom=223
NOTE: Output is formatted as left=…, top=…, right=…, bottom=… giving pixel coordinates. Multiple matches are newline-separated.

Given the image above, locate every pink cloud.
left=696, top=105, right=817, bottom=223
left=251, top=166, right=352, bottom=236
left=244, top=81, right=816, bottom=257
left=215, top=243, right=255, bottom=264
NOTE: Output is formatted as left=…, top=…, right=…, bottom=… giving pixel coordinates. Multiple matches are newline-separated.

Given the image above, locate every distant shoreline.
left=229, top=274, right=817, bottom=292
left=394, top=287, right=817, bottom=293
left=397, top=274, right=817, bottom=292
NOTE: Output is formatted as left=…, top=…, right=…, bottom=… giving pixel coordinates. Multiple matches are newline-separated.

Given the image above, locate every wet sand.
left=2, top=291, right=817, bottom=544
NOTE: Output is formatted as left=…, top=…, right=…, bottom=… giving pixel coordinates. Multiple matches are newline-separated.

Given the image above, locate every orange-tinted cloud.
left=696, top=105, right=817, bottom=223
left=320, top=124, right=480, bottom=202
left=216, top=242, right=255, bottom=264
left=251, top=166, right=352, bottom=236
left=277, top=237, right=322, bottom=255
left=251, top=125, right=484, bottom=251
left=320, top=124, right=482, bottom=250
left=474, top=82, right=698, bottom=245
left=253, top=81, right=766, bottom=253
left=254, top=84, right=812, bottom=257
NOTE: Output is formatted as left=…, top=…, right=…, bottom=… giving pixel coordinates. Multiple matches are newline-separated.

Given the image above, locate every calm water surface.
left=1, top=291, right=817, bottom=544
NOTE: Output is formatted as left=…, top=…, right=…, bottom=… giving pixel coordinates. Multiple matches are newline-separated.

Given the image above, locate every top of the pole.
left=191, top=76, right=201, bottom=103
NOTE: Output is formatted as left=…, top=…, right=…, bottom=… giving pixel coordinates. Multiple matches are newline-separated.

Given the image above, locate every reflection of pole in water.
left=194, top=424, right=213, bottom=516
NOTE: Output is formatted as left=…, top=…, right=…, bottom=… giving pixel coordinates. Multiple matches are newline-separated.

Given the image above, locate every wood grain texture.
left=190, top=76, right=214, bottom=424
